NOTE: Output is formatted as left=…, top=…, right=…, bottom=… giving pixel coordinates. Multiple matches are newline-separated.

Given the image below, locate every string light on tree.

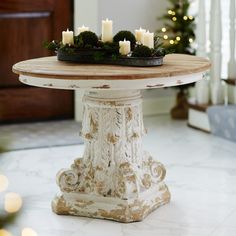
left=188, top=16, right=193, bottom=20
left=161, top=27, right=167, bottom=32
left=183, top=16, right=188, bottom=21
left=168, top=10, right=173, bottom=14
left=163, top=35, right=168, bottom=39
left=169, top=40, right=175, bottom=45
left=189, top=38, right=194, bottom=43
left=172, top=17, right=177, bottom=21
left=176, top=36, right=181, bottom=41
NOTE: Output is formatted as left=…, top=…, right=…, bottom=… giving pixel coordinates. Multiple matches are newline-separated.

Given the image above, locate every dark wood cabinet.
left=0, top=0, right=74, bottom=123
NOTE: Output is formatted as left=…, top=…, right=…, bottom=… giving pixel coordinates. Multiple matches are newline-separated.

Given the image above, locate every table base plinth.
left=52, top=90, right=170, bottom=222
left=52, top=181, right=170, bottom=223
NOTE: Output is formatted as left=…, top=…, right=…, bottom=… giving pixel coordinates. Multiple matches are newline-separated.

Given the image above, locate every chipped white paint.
left=19, top=72, right=203, bottom=91
left=52, top=90, right=170, bottom=222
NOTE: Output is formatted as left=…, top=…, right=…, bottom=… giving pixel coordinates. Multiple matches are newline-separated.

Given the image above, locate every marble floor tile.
left=1, top=115, right=236, bottom=236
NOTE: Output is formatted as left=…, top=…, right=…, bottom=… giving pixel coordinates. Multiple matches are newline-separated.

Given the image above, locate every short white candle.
left=62, top=29, right=74, bottom=45
left=102, top=18, right=113, bottom=42
left=135, top=27, right=146, bottom=44
left=78, top=25, right=89, bottom=34
left=119, top=39, right=131, bottom=56
left=143, top=31, right=154, bottom=49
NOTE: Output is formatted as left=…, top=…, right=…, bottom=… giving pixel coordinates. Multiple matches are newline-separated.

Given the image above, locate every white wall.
left=97, top=0, right=167, bottom=33
left=75, top=0, right=168, bottom=34
left=74, top=0, right=175, bottom=121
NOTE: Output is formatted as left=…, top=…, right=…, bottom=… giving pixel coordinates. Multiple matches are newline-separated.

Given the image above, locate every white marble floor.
left=1, top=115, right=236, bottom=236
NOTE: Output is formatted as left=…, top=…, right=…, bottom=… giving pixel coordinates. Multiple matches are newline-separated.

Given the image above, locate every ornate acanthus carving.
left=56, top=90, right=168, bottom=200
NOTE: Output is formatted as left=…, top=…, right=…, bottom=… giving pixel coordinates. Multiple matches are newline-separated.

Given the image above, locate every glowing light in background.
left=169, top=40, right=175, bottom=45
left=0, top=229, right=12, bottom=236
left=0, top=175, right=9, bottom=192
left=172, top=17, right=177, bottom=21
left=22, top=228, right=38, bottom=236
left=176, top=36, right=181, bottom=41
left=183, top=16, right=188, bottom=20
left=4, top=192, right=23, bottom=213
left=189, top=38, right=194, bottom=43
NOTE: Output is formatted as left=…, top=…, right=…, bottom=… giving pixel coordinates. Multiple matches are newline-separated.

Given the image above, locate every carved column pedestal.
left=52, top=90, right=170, bottom=222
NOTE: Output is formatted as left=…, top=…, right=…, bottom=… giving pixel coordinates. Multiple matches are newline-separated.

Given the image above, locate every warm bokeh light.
left=4, top=192, right=23, bottom=213
left=171, top=11, right=176, bottom=16
left=22, top=228, right=38, bottom=236
left=168, top=10, right=173, bottom=15
left=189, top=15, right=193, bottom=20
left=0, top=229, right=12, bottom=236
left=169, top=40, right=175, bottom=45
left=189, top=38, right=194, bottom=43
left=161, top=27, right=167, bottom=32
left=172, top=17, right=177, bottom=21
left=0, top=175, right=9, bottom=192
left=183, top=16, right=188, bottom=21
left=163, top=35, right=168, bottom=39
left=176, top=36, right=181, bottom=41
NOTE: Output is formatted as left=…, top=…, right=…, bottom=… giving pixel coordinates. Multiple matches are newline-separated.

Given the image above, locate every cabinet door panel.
left=0, top=0, right=73, bottom=122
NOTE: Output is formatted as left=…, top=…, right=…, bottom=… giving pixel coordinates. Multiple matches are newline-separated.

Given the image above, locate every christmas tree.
left=157, top=0, right=196, bottom=119
left=157, top=0, right=196, bottom=55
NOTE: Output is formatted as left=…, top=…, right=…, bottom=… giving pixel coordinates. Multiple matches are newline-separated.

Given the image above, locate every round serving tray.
left=57, top=49, right=164, bottom=67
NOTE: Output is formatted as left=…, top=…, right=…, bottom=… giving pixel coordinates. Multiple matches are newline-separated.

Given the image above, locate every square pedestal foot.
left=52, top=182, right=170, bottom=223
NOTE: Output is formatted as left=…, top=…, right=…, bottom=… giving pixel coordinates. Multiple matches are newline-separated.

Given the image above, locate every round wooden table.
left=13, top=54, right=210, bottom=223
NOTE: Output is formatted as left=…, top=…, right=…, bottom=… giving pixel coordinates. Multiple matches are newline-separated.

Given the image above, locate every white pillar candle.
left=78, top=25, right=89, bottom=34
left=143, top=31, right=154, bottom=49
left=119, top=39, right=131, bottom=56
left=62, top=29, right=74, bottom=45
left=102, top=18, right=113, bottom=42
left=135, top=27, right=146, bottom=44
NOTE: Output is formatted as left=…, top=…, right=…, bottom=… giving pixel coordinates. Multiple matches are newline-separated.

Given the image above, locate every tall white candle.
left=78, top=25, right=89, bottom=34
left=119, top=39, right=131, bottom=56
left=135, top=27, right=146, bottom=44
left=62, top=29, right=74, bottom=45
left=102, top=18, right=113, bottom=42
left=143, top=31, right=154, bottom=49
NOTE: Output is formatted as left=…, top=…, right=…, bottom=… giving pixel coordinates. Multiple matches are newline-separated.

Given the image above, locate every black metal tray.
left=57, top=49, right=164, bottom=67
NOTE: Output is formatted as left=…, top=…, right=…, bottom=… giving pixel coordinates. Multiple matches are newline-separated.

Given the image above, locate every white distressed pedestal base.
left=52, top=90, right=170, bottom=223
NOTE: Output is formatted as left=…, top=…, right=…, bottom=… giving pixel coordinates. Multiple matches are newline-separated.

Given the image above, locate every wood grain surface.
left=13, top=54, right=211, bottom=80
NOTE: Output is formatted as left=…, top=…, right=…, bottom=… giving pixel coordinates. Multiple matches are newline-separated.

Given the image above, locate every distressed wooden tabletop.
left=13, top=54, right=211, bottom=80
